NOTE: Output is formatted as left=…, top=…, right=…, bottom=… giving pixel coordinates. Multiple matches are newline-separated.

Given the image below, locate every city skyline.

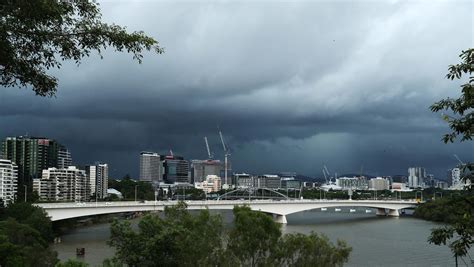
left=1, top=1, right=472, bottom=179
left=0, top=134, right=467, bottom=182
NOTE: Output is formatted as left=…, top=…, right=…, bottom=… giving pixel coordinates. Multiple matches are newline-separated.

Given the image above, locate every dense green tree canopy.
left=0, top=218, right=58, bottom=267
left=108, top=203, right=351, bottom=267
left=107, top=175, right=155, bottom=201
left=0, top=0, right=162, bottom=96
left=0, top=202, right=59, bottom=266
left=109, top=202, right=224, bottom=267
left=1, top=202, right=53, bottom=242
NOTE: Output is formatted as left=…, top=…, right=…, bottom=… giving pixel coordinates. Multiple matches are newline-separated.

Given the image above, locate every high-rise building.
left=408, top=167, right=426, bottom=188
left=33, top=166, right=90, bottom=202
left=139, top=152, right=163, bottom=184
left=58, top=147, right=72, bottom=169
left=191, top=159, right=224, bottom=183
left=451, top=168, right=462, bottom=189
left=0, top=159, right=18, bottom=204
left=163, top=155, right=190, bottom=184
left=1, top=136, right=65, bottom=189
left=86, top=163, right=109, bottom=199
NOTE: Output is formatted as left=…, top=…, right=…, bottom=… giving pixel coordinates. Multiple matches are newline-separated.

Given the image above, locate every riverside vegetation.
left=106, top=202, right=351, bottom=267
left=0, top=201, right=351, bottom=267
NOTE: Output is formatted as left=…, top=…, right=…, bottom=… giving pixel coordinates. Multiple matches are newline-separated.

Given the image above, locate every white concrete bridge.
left=36, top=199, right=419, bottom=224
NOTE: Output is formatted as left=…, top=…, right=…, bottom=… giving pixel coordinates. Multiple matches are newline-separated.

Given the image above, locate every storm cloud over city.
left=1, top=0, right=472, bottom=178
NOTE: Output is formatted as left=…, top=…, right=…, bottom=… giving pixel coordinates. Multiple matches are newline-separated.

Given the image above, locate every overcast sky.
left=1, top=0, right=473, bottom=179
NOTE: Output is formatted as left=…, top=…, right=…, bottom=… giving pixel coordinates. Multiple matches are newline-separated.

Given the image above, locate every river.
left=53, top=209, right=467, bottom=267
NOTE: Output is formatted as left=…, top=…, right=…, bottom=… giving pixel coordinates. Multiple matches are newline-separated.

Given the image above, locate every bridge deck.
left=36, top=199, right=419, bottom=222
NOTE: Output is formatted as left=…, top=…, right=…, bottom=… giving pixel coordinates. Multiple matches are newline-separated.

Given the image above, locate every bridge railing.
left=36, top=199, right=420, bottom=209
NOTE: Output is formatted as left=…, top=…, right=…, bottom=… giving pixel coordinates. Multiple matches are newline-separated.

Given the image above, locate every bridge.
left=36, top=199, right=419, bottom=224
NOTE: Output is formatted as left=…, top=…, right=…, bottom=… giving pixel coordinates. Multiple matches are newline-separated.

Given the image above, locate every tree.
left=108, top=202, right=224, bottom=267
left=107, top=176, right=154, bottom=201
left=55, top=259, right=88, bottom=267
left=428, top=48, right=474, bottom=266
left=430, top=48, right=473, bottom=144
left=0, top=218, right=58, bottom=267
left=1, top=202, right=54, bottom=242
left=226, top=206, right=282, bottom=266
left=275, top=232, right=351, bottom=267
left=0, top=0, right=162, bottom=96
left=108, top=203, right=351, bottom=267
left=227, top=206, right=351, bottom=267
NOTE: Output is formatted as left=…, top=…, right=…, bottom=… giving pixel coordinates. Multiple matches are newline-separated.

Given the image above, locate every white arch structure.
left=36, top=199, right=419, bottom=224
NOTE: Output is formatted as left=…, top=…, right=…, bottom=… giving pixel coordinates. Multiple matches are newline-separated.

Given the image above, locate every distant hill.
left=295, top=174, right=324, bottom=183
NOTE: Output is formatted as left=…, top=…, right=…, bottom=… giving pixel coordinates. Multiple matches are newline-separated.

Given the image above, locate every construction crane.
left=453, top=154, right=465, bottom=166
left=323, top=165, right=332, bottom=184
left=322, top=168, right=329, bottom=184
left=204, top=137, right=213, bottom=159
left=219, top=129, right=231, bottom=186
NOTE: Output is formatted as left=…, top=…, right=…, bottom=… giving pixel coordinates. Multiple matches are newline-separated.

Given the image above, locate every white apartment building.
left=86, top=163, right=109, bottom=199
left=451, top=168, right=461, bottom=188
left=0, top=159, right=18, bottom=204
left=369, top=177, right=390, bottom=191
left=449, top=168, right=471, bottom=189
left=33, top=166, right=90, bottom=202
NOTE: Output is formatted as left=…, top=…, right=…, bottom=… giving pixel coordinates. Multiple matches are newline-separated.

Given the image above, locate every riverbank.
left=413, top=194, right=474, bottom=223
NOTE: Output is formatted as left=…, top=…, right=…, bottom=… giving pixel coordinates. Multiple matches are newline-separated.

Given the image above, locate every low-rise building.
left=391, top=182, right=409, bottom=191
left=336, top=176, right=368, bottom=190
left=234, top=173, right=253, bottom=188
left=255, top=175, right=281, bottom=189
left=283, top=179, right=301, bottom=189
left=195, top=175, right=222, bottom=193
left=0, top=159, right=18, bottom=203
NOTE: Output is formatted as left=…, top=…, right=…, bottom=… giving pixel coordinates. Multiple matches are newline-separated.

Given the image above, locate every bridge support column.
left=376, top=208, right=386, bottom=216
left=387, top=209, right=400, bottom=217
left=275, top=214, right=287, bottom=224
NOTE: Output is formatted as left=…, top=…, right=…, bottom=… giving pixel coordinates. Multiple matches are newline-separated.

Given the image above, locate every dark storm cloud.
left=1, top=0, right=473, bottom=178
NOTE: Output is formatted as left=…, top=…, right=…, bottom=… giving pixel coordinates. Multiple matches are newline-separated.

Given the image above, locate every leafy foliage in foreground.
left=430, top=48, right=473, bottom=143
left=423, top=194, right=474, bottom=263
left=0, top=0, right=162, bottom=96
left=0, top=202, right=58, bottom=266
left=428, top=48, right=474, bottom=265
left=108, top=202, right=351, bottom=267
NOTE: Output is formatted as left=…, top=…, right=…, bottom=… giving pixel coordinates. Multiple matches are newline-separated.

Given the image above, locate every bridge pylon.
left=274, top=214, right=287, bottom=224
